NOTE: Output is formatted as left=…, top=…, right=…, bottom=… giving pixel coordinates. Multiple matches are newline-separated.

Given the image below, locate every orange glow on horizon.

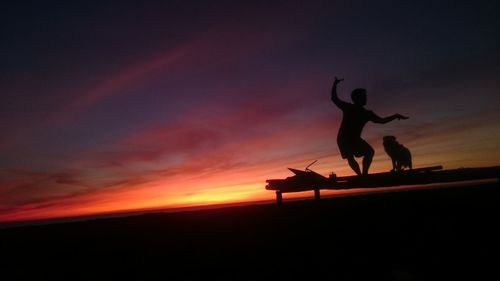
left=2, top=144, right=499, bottom=224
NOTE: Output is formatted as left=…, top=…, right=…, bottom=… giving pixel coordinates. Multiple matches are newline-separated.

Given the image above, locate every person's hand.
left=395, top=114, right=409, bottom=120
left=334, top=76, right=344, bottom=85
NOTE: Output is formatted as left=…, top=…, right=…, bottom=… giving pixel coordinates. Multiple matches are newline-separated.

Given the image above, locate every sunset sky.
left=1, top=1, right=500, bottom=222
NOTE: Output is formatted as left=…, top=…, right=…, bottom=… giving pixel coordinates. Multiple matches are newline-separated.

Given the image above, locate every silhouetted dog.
left=383, top=136, right=412, bottom=171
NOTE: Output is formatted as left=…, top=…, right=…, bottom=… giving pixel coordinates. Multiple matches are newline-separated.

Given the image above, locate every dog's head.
left=383, top=135, right=398, bottom=149
left=383, top=135, right=397, bottom=144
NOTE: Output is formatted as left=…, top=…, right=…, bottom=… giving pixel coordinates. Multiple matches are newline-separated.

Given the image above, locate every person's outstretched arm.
left=331, top=76, right=349, bottom=109
left=370, top=113, right=409, bottom=124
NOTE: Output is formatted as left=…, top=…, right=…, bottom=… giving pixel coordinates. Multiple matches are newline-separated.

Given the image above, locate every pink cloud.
left=0, top=20, right=312, bottom=156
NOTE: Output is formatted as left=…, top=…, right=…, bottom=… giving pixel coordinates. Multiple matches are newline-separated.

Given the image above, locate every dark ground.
left=1, top=182, right=499, bottom=280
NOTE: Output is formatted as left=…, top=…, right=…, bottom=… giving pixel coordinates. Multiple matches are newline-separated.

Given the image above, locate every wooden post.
left=276, top=191, right=282, bottom=205
left=314, top=188, right=320, bottom=201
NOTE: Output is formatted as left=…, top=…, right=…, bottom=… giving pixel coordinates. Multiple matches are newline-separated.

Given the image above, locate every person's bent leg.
left=346, top=156, right=362, bottom=176
left=362, top=146, right=375, bottom=175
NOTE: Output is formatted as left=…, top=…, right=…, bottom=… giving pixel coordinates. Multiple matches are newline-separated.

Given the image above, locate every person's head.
left=351, top=88, right=367, bottom=106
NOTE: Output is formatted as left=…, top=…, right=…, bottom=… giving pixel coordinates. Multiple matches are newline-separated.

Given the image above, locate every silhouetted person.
left=331, top=77, right=408, bottom=175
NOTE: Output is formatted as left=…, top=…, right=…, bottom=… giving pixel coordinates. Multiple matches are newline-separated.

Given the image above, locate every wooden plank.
left=266, top=165, right=500, bottom=205
left=335, top=166, right=443, bottom=182
left=266, top=165, right=500, bottom=193
left=328, top=166, right=500, bottom=190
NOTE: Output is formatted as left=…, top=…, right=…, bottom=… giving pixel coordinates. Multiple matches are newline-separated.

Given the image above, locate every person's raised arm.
left=331, top=76, right=349, bottom=109
left=370, top=112, right=409, bottom=124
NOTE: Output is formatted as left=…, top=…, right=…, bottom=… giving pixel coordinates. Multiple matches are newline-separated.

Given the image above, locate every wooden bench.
left=266, top=165, right=500, bottom=204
